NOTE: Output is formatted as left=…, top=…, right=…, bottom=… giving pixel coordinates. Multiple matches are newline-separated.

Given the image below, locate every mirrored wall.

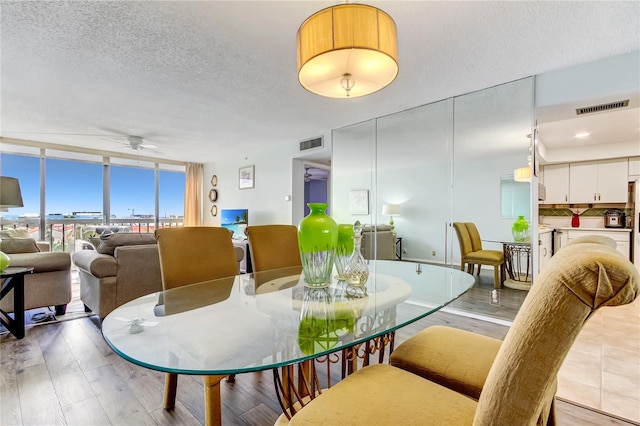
left=332, top=77, right=534, bottom=321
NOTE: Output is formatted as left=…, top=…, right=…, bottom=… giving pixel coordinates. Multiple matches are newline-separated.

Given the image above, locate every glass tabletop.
left=101, top=260, right=474, bottom=376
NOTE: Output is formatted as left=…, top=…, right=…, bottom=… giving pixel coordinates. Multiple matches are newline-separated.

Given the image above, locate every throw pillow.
left=96, top=233, right=157, bottom=256
left=1, top=228, right=31, bottom=239
left=0, top=237, right=41, bottom=254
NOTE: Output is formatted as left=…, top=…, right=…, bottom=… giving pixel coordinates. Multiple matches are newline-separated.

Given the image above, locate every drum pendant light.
left=296, top=3, right=399, bottom=98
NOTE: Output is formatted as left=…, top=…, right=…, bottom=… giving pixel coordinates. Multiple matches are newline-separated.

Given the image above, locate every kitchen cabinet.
left=569, top=158, right=628, bottom=203
left=561, top=228, right=631, bottom=260
left=538, top=231, right=553, bottom=272
left=542, top=164, right=570, bottom=204
left=629, top=156, right=640, bottom=180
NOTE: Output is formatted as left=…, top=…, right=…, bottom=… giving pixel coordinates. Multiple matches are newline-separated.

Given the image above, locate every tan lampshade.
left=297, top=4, right=399, bottom=98
left=514, top=167, right=531, bottom=182
left=382, top=204, right=400, bottom=216
left=0, top=176, right=24, bottom=211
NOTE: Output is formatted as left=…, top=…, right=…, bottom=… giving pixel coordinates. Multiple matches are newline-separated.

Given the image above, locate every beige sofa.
left=73, top=231, right=245, bottom=319
left=0, top=232, right=72, bottom=315
left=361, top=224, right=397, bottom=260
left=73, top=233, right=162, bottom=319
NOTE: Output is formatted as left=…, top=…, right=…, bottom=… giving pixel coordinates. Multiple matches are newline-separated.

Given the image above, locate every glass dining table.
left=101, top=260, right=475, bottom=425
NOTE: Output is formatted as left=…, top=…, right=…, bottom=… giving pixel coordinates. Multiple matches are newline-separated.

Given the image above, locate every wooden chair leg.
left=164, top=372, right=178, bottom=410
left=493, top=265, right=501, bottom=289
left=476, top=265, right=481, bottom=276
left=203, top=375, right=226, bottom=426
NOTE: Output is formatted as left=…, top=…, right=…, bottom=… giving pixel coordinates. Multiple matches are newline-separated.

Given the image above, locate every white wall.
left=536, top=51, right=640, bottom=109
left=202, top=135, right=331, bottom=227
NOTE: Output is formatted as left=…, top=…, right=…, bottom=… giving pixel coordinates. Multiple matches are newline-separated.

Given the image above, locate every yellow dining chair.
left=246, top=225, right=302, bottom=272
left=282, top=236, right=639, bottom=425
left=453, top=222, right=504, bottom=289
left=246, top=225, right=303, bottom=292
left=154, top=226, right=240, bottom=416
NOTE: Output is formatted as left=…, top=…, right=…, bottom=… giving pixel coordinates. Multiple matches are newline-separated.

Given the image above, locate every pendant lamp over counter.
left=297, top=3, right=399, bottom=98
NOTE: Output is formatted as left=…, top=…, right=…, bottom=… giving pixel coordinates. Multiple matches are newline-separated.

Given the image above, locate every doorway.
left=302, top=162, right=330, bottom=216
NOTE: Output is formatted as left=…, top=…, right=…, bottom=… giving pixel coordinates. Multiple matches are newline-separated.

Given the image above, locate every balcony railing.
left=0, top=217, right=183, bottom=254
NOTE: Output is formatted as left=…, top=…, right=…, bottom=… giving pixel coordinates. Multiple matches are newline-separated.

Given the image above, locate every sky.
left=1, top=153, right=185, bottom=218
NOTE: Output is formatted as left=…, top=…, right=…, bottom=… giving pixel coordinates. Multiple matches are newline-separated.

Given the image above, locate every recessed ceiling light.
left=575, top=132, right=590, bottom=138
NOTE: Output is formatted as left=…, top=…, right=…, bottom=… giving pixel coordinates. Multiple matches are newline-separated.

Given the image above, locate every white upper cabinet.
left=569, top=158, right=628, bottom=203
left=629, top=156, right=640, bottom=179
left=543, top=164, right=570, bottom=203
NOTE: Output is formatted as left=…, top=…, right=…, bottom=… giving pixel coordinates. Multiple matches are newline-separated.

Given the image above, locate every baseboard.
left=440, top=307, right=514, bottom=327
left=405, top=300, right=514, bottom=327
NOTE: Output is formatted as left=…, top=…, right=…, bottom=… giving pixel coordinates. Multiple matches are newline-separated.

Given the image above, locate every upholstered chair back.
left=155, top=227, right=238, bottom=290
left=474, top=239, right=639, bottom=425
left=464, top=222, right=484, bottom=252
left=246, top=225, right=301, bottom=272
left=453, top=222, right=473, bottom=257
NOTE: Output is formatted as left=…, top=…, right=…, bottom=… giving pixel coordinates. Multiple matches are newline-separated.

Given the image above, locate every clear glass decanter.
left=343, top=221, right=369, bottom=287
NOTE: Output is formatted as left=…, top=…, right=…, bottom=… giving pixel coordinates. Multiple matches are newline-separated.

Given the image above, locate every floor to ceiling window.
left=45, top=153, right=103, bottom=252
left=159, top=166, right=185, bottom=227
left=0, top=142, right=186, bottom=248
left=110, top=159, right=156, bottom=222
left=0, top=150, right=41, bottom=239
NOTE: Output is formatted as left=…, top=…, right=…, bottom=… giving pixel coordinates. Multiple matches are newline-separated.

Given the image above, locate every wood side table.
left=0, top=266, right=34, bottom=339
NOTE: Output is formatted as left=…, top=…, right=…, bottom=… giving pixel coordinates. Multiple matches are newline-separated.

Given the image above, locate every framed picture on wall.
left=349, top=189, right=369, bottom=214
left=239, top=165, right=255, bottom=189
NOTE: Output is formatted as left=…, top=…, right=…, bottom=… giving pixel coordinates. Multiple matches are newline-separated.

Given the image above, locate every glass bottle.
left=343, top=221, right=369, bottom=287
left=335, top=224, right=355, bottom=280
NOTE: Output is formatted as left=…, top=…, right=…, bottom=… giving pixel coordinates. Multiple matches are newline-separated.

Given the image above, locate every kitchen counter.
left=553, top=227, right=632, bottom=232
left=538, top=226, right=553, bottom=235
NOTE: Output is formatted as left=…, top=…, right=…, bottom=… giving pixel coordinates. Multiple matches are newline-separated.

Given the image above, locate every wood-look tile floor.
left=1, top=270, right=638, bottom=425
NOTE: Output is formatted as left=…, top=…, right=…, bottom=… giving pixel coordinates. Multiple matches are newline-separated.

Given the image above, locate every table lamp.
left=0, top=176, right=24, bottom=270
left=381, top=204, right=400, bottom=235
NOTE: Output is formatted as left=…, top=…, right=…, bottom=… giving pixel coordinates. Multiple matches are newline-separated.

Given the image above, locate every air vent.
left=299, top=137, right=323, bottom=151
left=576, top=99, right=629, bottom=115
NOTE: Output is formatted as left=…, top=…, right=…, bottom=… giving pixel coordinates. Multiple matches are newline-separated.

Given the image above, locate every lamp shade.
left=0, top=177, right=24, bottom=209
left=513, top=167, right=531, bottom=182
left=297, top=4, right=398, bottom=98
left=382, top=204, right=400, bottom=216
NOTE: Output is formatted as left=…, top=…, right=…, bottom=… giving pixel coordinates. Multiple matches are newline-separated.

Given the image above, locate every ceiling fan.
left=2, top=129, right=164, bottom=155
left=109, top=135, right=162, bottom=154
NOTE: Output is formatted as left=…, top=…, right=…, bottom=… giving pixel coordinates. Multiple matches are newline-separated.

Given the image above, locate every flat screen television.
left=221, top=208, right=248, bottom=239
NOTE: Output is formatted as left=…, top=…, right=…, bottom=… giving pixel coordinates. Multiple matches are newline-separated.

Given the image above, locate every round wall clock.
left=209, top=188, right=219, bottom=202
left=211, top=175, right=218, bottom=187
left=211, top=205, right=218, bottom=217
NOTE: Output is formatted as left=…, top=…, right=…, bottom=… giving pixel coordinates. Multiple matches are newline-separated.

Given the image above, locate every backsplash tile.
left=539, top=207, right=632, bottom=218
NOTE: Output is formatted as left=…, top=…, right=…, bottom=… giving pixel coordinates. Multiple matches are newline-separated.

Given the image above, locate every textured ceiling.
left=1, top=1, right=639, bottom=163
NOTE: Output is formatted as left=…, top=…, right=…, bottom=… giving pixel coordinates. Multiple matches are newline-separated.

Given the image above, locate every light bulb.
left=340, top=73, right=355, bottom=97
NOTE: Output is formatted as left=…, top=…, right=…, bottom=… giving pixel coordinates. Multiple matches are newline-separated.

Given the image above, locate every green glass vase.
left=297, top=288, right=356, bottom=355
left=297, top=203, right=338, bottom=287
left=335, top=224, right=355, bottom=280
left=0, top=251, right=11, bottom=271
left=512, top=215, right=530, bottom=242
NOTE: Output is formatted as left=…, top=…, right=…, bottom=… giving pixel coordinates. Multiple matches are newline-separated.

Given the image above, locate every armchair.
left=283, top=236, right=639, bottom=425
left=0, top=232, right=71, bottom=315
left=360, top=224, right=396, bottom=260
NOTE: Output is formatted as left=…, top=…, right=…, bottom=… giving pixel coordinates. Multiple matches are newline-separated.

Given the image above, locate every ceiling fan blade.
left=140, top=143, right=158, bottom=149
